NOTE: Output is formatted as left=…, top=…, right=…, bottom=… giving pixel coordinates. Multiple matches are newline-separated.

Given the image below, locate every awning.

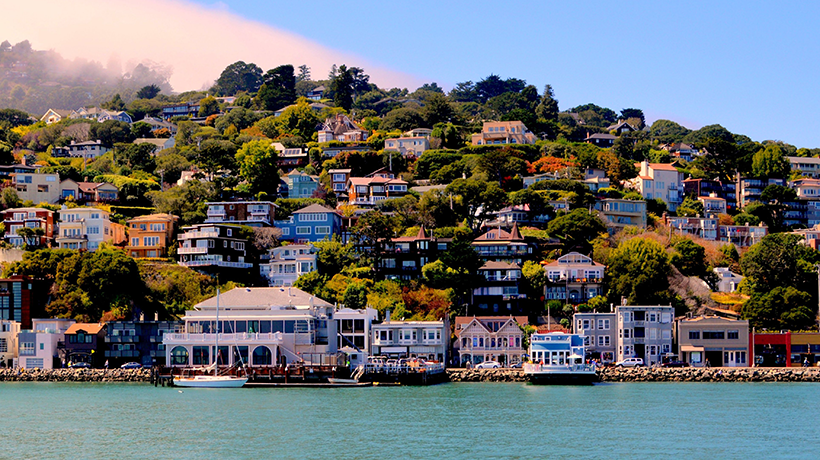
left=379, top=347, right=407, bottom=353
left=681, top=346, right=705, bottom=352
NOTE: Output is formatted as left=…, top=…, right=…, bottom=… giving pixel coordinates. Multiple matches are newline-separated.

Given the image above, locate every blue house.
left=285, top=170, right=320, bottom=199
left=275, top=204, right=342, bottom=243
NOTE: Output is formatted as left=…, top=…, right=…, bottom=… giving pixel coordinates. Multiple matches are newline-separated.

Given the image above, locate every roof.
left=195, top=287, right=334, bottom=310
left=127, top=213, right=178, bottom=222
left=77, top=182, right=117, bottom=193
left=473, top=224, right=524, bottom=242
left=648, top=163, right=678, bottom=171
left=788, top=156, right=820, bottom=164
left=328, top=169, right=352, bottom=174
left=454, top=315, right=528, bottom=337
left=479, top=261, right=520, bottom=270
left=293, top=203, right=337, bottom=214
left=65, top=323, right=105, bottom=335
left=134, top=138, right=171, bottom=148
left=587, top=133, right=616, bottom=140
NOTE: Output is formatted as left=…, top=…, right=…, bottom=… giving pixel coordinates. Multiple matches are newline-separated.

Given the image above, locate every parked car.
left=121, top=362, right=142, bottom=369
left=509, top=362, right=523, bottom=369
left=475, top=360, right=501, bottom=369
left=69, top=362, right=91, bottom=369
left=661, top=360, right=690, bottom=368
left=615, top=358, right=644, bottom=368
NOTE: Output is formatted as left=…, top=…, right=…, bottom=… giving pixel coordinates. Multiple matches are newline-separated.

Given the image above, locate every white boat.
left=174, top=288, right=248, bottom=388
left=523, top=332, right=597, bottom=385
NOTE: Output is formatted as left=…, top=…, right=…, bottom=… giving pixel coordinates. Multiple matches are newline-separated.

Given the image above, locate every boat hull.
left=174, top=376, right=248, bottom=388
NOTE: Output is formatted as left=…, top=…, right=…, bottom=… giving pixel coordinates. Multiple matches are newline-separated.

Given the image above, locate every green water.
left=3, top=381, right=818, bottom=459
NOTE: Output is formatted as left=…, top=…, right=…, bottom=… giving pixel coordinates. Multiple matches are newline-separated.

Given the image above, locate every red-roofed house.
left=629, top=161, right=684, bottom=211
left=346, top=169, right=408, bottom=206
left=471, top=223, right=530, bottom=264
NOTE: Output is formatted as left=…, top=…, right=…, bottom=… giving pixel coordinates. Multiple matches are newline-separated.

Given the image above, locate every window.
left=703, top=331, right=725, bottom=340
left=296, top=227, right=311, bottom=235
left=20, top=342, right=35, bottom=356
left=299, top=213, right=325, bottom=222
left=0, top=338, right=6, bottom=352
left=332, top=174, right=345, bottom=182
left=689, top=331, right=700, bottom=340
left=226, top=229, right=232, bottom=237
left=727, top=330, right=739, bottom=340
left=315, top=226, right=330, bottom=235
left=171, top=346, right=189, bottom=366
left=131, top=237, right=139, bottom=247
left=143, top=236, right=160, bottom=247
left=597, top=336, right=610, bottom=346
left=662, top=330, right=671, bottom=340
left=232, top=242, right=245, bottom=251
left=38, top=184, right=49, bottom=193
left=597, top=319, right=610, bottom=330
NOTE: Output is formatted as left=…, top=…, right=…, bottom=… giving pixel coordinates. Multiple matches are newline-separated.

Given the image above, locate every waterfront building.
left=543, top=252, right=605, bottom=304
left=56, top=206, right=125, bottom=251
left=471, top=223, right=530, bottom=265
left=335, top=307, right=378, bottom=359
left=259, top=244, right=317, bottom=287
left=63, top=323, right=107, bottom=367
left=177, top=224, right=254, bottom=270
left=12, top=172, right=61, bottom=204
left=204, top=201, right=277, bottom=227
left=274, top=204, right=342, bottom=243
left=163, top=287, right=339, bottom=368
left=0, top=207, right=55, bottom=248
left=472, top=261, right=526, bottom=315
left=125, top=213, right=178, bottom=258
left=453, top=316, right=527, bottom=367
left=573, top=312, right=617, bottom=364
left=471, top=121, right=536, bottom=145
left=104, top=320, right=180, bottom=367
left=616, top=305, right=675, bottom=365
left=677, top=316, right=750, bottom=367
left=0, top=320, right=20, bottom=367
left=0, top=275, right=47, bottom=330
left=370, top=311, right=449, bottom=363
left=17, top=318, right=75, bottom=369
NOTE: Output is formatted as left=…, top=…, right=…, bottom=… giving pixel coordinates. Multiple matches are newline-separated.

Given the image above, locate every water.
left=2, top=381, right=819, bottom=459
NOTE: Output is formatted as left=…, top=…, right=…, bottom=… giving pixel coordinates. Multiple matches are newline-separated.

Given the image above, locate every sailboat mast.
left=215, top=287, right=220, bottom=377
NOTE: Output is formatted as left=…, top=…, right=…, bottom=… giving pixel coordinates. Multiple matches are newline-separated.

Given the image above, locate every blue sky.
left=192, top=1, right=819, bottom=148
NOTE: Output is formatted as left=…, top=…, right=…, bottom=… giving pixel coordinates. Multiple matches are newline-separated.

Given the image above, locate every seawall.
left=0, top=368, right=150, bottom=382
left=447, top=367, right=820, bottom=383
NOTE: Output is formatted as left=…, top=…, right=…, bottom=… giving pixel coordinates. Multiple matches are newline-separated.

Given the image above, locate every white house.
left=55, top=207, right=118, bottom=251
left=0, top=320, right=20, bottom=367
left=17, top=318, right=75, bottom=369
left=713, top=267, right=743, bottom=293
left=370, top=311, right=449, bottom=363
left=259, top=244, right=318, bottom=287
left=630, top=161, right=684, bottom=211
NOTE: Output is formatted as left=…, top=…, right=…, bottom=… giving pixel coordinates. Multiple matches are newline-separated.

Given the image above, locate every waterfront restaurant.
left=163, top=287, right=339, bottom=368
left=677, top=316, right=751, bottom=367
left=370, top=311, right=449, bottom=364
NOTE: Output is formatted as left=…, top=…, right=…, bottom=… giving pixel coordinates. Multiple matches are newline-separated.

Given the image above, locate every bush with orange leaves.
left=529, top=156, right=577, bottom=174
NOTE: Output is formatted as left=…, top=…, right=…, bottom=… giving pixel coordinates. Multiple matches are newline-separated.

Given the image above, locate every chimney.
left=386, top=309, right=392, bottom=323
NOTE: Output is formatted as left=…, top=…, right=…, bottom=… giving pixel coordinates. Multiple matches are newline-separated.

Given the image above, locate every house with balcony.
left=164, top=287, right=339, bottom=368
left=63, top=323, right=107, bottom=367
left=573, top=312, right=617, bottom=364
left=56, top=207, right=124, bottom=251
left=471, top=121, right=536, bottom=145
left=0, top=163, right=39, bottom=182
left=665, top=216, right=719, bottom=241
left=788, top=156, right=820, bottom=179
left=273, top=143, right=309, bottom=172
left=161, top=102, right=200, bottom=119
left=274, top=203, right=342, bottom=243
left=17, top=318, right=75, bottom=369
left=595, top=199, right=646, bottom=232
left=660, top=142, right=700, bottom=162
left=41, top=108, right=72, bottom=124
left=370, top=310, right=449, bottom=363
left=136, top=117, right=178, bottom=135
left=105, top=320, right=181, bottom=367
left=125, top=213, right=178, bottom=258
left=260, top=244, right=318, bottom=287
left=544, top=252, right=605, bottom=304
left=1, top=207, right=55, bottom=248
left=306, top=85, right=325, bottom=101
left=472, top=261, right=526, bottom=315
left=317, top=113, right=369, bottom=143
left=384, top=136, right=430, bottom=158
left=454, top=316, right=527, bottom=367
left=585, top=133, right=616, bottom=147
left=59, top=179, right=119, bottom=203
left=12, top=172, right=61, bottom=204
left=377, top=226, right=447, bottom=281
left=346, top=169, right=408, bottom=207
left=177, top=224, right=254, bottom=270
left=792, top=225, right=820, bottom=250
left=616, top=305, right=674, bottom=366
left=0, top=320, right=20, bottom=368
left=738, top=177, right=786, bottom=209
left=64, top=140, right=111, bottom=159
left=683, top=178, right=737, bottom=211
left=204, top=201, right=277, bottom=227
left=471, top=223, right=530, bottom=265
left=629, top=161, right=683, bottom=211
left=698, top=195, right=727, bottom=216
left=678, top=316, right=750, bottom=367
left=285, top=170, right=320, bottom=199
left=328, top=168, right=351, bottom=196
left=404, top=128, right=433, bottom=138
left=719, top=224, right=768, bottom=247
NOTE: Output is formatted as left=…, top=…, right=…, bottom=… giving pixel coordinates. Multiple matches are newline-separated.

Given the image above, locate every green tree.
left=211, top=61, right=263, bottom=96
left=535, top=84, right=559, bottom=121
left=421, top=93, right=455, bottom=127
left=136, top=84, right=162, bottom=100
left=1, top=186, right=20, bottom=209
left=742, top=287, right=815, bottom=331
left=256, top=64, right=296, bottom=111
left=102, top=93, right=126, bottom=111
left=130, top=121, right=153, bottom=139
left=114, top=142, right=156, bottom=172
left=330, top=64, right=354, bottom=111
left=196, top=139, right=237, bottom=175
left=351, top=210, right=398, bottom=270
left=342, top=281, right=369, bottom=309
left=380, top=107, right=425, bottom=132
left=235, top=139, right=279, bottom=194
left=444, top=179, right=508, bottom=232
left=670, top=239, right=708, bottom=277
left=649, top=119, right=691, bottom=144
left=198, top=96, right=220, bottom=117
left=740, top=233, right=818, bottom=296
left=606, top=237, right=672, bottom=305
left=90, top=120, right=134, bottom=148
left=546, top=209, right=606, bottom=253
left=272, top=97, right=321, bottom=140
left=751, top=144, right=790, bottom=178
left=677, top=196, right=705, bottom=217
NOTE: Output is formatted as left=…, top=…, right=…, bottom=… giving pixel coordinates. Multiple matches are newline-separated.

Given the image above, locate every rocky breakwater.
left=599, top=367, right=820, bottom=383
left=0, top=368, right=151, bottom=383
left=447, top=368, right=526, bottom=382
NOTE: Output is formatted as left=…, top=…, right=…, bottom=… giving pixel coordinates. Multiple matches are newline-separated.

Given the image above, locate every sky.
left=3, top=0, right=820, bottom=148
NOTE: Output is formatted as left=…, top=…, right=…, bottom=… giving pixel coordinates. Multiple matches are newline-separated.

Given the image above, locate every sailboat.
left=174, top=288, right=248, bottom=388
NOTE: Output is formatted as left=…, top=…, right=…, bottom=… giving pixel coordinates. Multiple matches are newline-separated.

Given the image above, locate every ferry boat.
left=523, top=332, right=597, bottom=385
